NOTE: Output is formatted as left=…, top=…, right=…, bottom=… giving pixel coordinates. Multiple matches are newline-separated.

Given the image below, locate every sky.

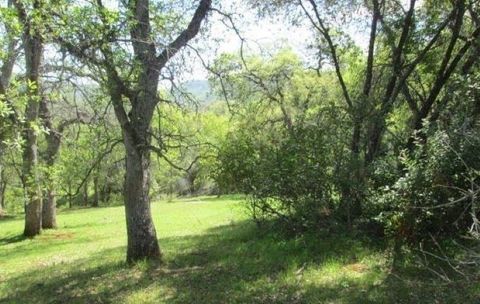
left=3, top=0, right=419, bottom=84
left=183, top=0, right=374, bottom=81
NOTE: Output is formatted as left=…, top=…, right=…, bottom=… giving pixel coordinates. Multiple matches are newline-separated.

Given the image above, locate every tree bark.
left=0, top=166, right=6, bottom=213
left=16, top=0, right=44, bottom=237
left=83, top=180, right=88, bottom=206
left=22, top=121, right=43, bottom=236
left=93, top=173, right=99, bottom=207
left=42, top=188, right=57, bottom=229
left=39, top=99, right=59, bottom=229
left=364, top=0, right=416, bottom=164
left=123, top=130, right=161, bottom=263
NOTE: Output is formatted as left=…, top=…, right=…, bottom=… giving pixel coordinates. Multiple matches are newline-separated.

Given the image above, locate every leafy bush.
left=370, top=128, right=480, bottom=244
left=217, top=124, right=335, bottom=232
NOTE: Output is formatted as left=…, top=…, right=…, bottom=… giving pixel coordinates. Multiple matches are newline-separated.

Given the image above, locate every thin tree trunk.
left=342, top=120, right=364, bottom=227
left=0, top=166, right=6, bottom=213
left=40, top=99, right=60, bottom=229
left=365, top=116, right=384, bottom=164
left=68, top=184, right=72, bottom=209
left=0, top=182, right=5, bottom=211
left=93, top=174, right=99, bottom=207
left=83, top=180, right=88, bottom=206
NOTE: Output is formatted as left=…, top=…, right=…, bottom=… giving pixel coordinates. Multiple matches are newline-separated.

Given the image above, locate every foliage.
left=151, top=102, right=228, bottom=197
left=213, top=50, right=347, bottom=231
left=1, top=0, right=479, bottom=291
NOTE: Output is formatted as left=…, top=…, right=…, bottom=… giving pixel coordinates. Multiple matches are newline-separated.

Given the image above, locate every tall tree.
left=14, top=0, right=45, bottom=236
left=57, top=0, right=212, bottom=262
left=248, top=0, right=480, bottom=222
left=0, top=0, right=20, bottom=215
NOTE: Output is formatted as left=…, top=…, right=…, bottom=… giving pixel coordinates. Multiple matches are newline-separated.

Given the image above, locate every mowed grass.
left=0, top=195, right=478, bottom=304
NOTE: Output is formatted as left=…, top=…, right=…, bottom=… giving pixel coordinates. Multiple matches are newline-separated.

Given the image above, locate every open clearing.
left=0, top=196, right=477, bottom=303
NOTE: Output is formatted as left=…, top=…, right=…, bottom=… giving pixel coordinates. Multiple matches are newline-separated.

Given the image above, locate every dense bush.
left=217, top=125, right=334, bottom=231
left=369, top=128, right=480, bottom=243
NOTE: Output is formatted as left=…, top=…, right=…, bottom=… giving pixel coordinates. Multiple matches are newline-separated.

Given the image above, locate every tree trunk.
left=0, top=182, right=5, bottom=212
left=83, top=180, right=88, bottom=206
left=0, top=167, right=6, bottom=214
left=339, top=119, right=364, bottom=228
left=187, top=169, right=198, bottom=196
left=42, top=187, right=57, bottom=229
left=68, top=184, right=73, bottom=209
left=23, top=128, right=42, bottom=236
left=39, top=98, right=61, bottom=228
left=97, top=0, right=210, bottom=263
left=189, top=178, right=195, bottom=195
left=365, top=116, right=384, bottom=165
left=22, top=89, right=43, bottom=237
left=15, top=0, right=44, bottom=237
left=93, top=174, right=99, bottom=207
left=123, top=132, right=161, bottom=263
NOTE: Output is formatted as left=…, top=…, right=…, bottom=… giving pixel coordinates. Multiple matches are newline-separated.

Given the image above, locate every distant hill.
left=180, top=80, right=215, bottom=104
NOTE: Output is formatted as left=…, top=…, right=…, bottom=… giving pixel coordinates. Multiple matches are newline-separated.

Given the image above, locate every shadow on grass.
left=167, top=195, right=244, bottom=204
left=1, top=221, right=476, bottom=304
left=56, top=204, right=124, bottom=215
left=0, top=234, right=27, bottom=245
left=0, top=215, right=20, bottom=222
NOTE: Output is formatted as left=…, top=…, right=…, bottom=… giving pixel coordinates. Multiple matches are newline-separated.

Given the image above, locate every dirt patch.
left=38, top=232, right=75, bottom=240
left=343, top=263, right=368, bottom=273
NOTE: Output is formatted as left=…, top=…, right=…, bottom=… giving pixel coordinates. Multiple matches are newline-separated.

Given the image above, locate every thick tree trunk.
left=22, top=94, right=43, bottom=236
left=23, top=125, right=42, bottom=236
left=123, top=133, right=161, bottom=263
left=42, top=188, right=57, bottom=229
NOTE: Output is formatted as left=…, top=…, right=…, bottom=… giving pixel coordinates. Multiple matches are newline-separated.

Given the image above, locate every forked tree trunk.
left=123, top=132, right=161, bottom=262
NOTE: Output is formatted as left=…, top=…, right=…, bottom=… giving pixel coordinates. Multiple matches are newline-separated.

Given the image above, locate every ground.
left=0, top=196, right=478, bottom=303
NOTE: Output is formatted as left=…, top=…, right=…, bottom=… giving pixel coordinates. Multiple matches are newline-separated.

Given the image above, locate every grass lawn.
left=0, top=195, right=477, bottom=303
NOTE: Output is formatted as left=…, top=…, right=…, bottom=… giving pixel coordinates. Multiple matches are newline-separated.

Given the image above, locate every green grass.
left=0, top=195, right=477, bottom=303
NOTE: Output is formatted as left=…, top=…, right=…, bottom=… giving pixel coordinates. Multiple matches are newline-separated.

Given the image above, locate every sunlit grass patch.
left=0, top=195, right=477, bottom=303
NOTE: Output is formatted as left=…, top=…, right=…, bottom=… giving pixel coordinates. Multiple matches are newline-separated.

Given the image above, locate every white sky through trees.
left=186, top=0, right=381, bottom=81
